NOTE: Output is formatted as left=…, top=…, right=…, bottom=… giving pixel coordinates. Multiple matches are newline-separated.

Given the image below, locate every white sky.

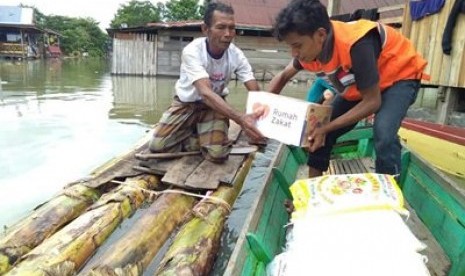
left=2, top=0, right=166, bottom=30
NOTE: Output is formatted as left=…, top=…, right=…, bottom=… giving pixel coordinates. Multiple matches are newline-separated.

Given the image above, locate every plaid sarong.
left=149, top=98, right=232, bottom=162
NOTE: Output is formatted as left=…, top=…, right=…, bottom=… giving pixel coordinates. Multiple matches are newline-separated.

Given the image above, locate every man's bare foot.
left=284, top=199, right=294, bottom=214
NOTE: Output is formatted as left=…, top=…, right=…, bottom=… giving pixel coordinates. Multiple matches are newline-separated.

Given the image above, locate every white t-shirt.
left=175, top=37, right=255, bottom=102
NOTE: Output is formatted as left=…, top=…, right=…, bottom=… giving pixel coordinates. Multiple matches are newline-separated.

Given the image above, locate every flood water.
left=0, top=58, right=308, bottom=228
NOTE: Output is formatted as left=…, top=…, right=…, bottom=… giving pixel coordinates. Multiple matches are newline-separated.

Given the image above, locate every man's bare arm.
left=268, top=60, right=299, bottom=94
left=244, top=79, right=260, bottom=91
left=327, top=83, right=380, bottom=133
left=308, top=83, right=381, bottom=152
left=194, top=78, right=264, bottom=141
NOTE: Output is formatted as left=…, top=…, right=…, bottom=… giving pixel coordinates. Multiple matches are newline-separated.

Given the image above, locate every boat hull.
left=399, top=118, right=465, bottom=178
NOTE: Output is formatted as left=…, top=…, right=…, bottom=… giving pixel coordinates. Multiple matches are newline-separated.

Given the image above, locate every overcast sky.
left=2, top=0, right=165, bottom=30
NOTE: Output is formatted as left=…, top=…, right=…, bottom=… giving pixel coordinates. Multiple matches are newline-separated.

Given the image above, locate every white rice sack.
left=267, top=210, right=429, bottom=276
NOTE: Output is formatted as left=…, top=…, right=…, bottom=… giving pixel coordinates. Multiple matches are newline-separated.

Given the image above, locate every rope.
left=110, top=180, right=231, bottom=212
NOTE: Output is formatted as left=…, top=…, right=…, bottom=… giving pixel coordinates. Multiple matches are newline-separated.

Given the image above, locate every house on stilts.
left=0, top=5, right=62, bottom=60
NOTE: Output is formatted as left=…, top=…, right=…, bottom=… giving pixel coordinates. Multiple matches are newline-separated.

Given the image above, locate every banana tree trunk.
left=0, top=184, right=100, bottom=275
left=5, top=175, right=159, bottom=276
left=155, top=156, right=253, bottom=276
left=85, top=191, right=196, bottom=275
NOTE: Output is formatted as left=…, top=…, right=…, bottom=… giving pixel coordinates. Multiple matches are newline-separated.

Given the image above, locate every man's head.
left=202, top=2, right=236, bottom=56
left=273, top=0, right=330, bottom=63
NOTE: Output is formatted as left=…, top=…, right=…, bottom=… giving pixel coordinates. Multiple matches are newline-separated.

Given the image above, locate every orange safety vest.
left=301, top=20, right=428, bottom=101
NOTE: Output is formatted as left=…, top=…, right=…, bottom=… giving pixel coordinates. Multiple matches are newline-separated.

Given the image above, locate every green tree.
left=163, top=0, right=202, bottom=21
left=18, top=5, right=108, bottom=57
left=110, top=0, right=162, bottom=28
left=43, top=16, right=108, bottom=57
left=199, top=0, right=212, bottom=18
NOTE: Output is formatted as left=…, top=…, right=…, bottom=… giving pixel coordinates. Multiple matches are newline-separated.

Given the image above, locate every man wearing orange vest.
left=269, top=0, right=428, bottom=179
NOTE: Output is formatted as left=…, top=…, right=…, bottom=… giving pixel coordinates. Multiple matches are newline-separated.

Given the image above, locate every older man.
left=149, top=2, right=263, bottom=163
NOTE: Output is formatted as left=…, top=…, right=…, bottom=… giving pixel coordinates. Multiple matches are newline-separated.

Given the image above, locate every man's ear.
left=201, top=23, right=208, bottom=35
left=315, top=27, right=327, bottom=43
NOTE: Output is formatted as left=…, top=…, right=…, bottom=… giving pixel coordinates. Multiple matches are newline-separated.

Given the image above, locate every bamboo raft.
left=0, top=122, right=257, bottom=275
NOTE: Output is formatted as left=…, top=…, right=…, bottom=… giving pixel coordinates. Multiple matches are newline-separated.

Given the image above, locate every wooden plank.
left=415, top=14, right=430, bottom=64
left=328, top=160, right=336, bottom=175
left=337, top=160, right=347, bottom=173
left=379, top=16, right=403, bottom=25
left=438, top=0, right=454, bottom=86
left=133, top=165, right=166, bottom=176
left=347, top=159, right=362, bottom=174
left=135, top=145, right=257, bottom=160
left=161, top=156, right=204, bottom=188
left=401, top=2, right=412, bottom=37
left=341, top=160, right=352, bottom=173
left=329, top=161, right=337, bottom=174
left=219, top=156, right=246, bottom=184
left=331, top=161, right=337, bottom=175
left=137, top=158, right=179, bottom=175
left=359, top=157, right=375, bottom=173
left=336, top=160, right=344, bottom=174
left=184, top=155, right=245, bottom=190
left=343, top=160, right=354, bottom=174
left=448, top=10, right=465, bottom=87
left=408, top=12, right=420, bottom=54
left=378, top=4, right=404, bottom=13
left=327, top=158, right=374, bottom=175
left=424, top=6, right=440, bottom=85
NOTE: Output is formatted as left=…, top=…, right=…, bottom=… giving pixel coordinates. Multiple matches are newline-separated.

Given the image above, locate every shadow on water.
left=1, top=59, right=242, bottom=228
left=110, top=75, right=177, bottom=126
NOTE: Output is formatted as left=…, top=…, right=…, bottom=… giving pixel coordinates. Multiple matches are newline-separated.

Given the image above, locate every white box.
left=246, top=91, right=332, bottom=147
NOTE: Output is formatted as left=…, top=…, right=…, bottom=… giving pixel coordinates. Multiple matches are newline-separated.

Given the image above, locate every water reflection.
left=110, top=75, right=176, bottom=125
left=0, top=58, right=309, bottom=229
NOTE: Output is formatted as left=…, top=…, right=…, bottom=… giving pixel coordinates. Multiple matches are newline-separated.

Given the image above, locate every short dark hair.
left=273, top=0, right=330, bottom=41
left=203, top=2, right=235, bottom=27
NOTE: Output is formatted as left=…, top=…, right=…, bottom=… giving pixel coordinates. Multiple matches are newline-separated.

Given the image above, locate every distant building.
left=0, top=6, right=62, bottom=59
left=107, top=0, right=404, bottom=79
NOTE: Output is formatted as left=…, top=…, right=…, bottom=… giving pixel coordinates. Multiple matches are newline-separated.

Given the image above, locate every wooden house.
left=0, top=6, right=62, bottom=59
left=400, top=0, right=465, bottom=125
left=107, top=21, right=287, bottom=80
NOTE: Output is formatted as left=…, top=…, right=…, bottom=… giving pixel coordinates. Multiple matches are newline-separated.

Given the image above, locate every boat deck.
left=296, top=157, right=451, bottom=276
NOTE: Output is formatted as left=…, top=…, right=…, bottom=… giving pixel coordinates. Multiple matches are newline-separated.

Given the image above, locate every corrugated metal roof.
left=227, top=0, right=406, bottom=27
left=108, top=0, right=406, bottom=34
left=320, top=0, right=406, bottom=19
left=146, top=20, right=202, bottom=28
left=223, top=0, right=290, bottom=27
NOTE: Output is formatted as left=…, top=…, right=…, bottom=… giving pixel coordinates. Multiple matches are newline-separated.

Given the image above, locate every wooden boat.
left=221, top=123, right=465, bottom=276
left=399, top=118, right=465, bottom=179
left=1, top=123, right=464, bottom=275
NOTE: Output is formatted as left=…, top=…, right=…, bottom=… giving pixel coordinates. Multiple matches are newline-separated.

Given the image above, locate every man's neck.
left=206, top=39, right=225, bottom=59
left=318, top=24, right=333, bottom=64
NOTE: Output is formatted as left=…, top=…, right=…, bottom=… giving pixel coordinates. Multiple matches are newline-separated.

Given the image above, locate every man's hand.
left=240, top=113, right=265, bottom=143
left=308, top=126, right=326, bottom=152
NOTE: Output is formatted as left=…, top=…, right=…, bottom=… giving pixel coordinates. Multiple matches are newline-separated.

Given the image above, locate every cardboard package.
left=246, top=91, right=332, bottom=147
